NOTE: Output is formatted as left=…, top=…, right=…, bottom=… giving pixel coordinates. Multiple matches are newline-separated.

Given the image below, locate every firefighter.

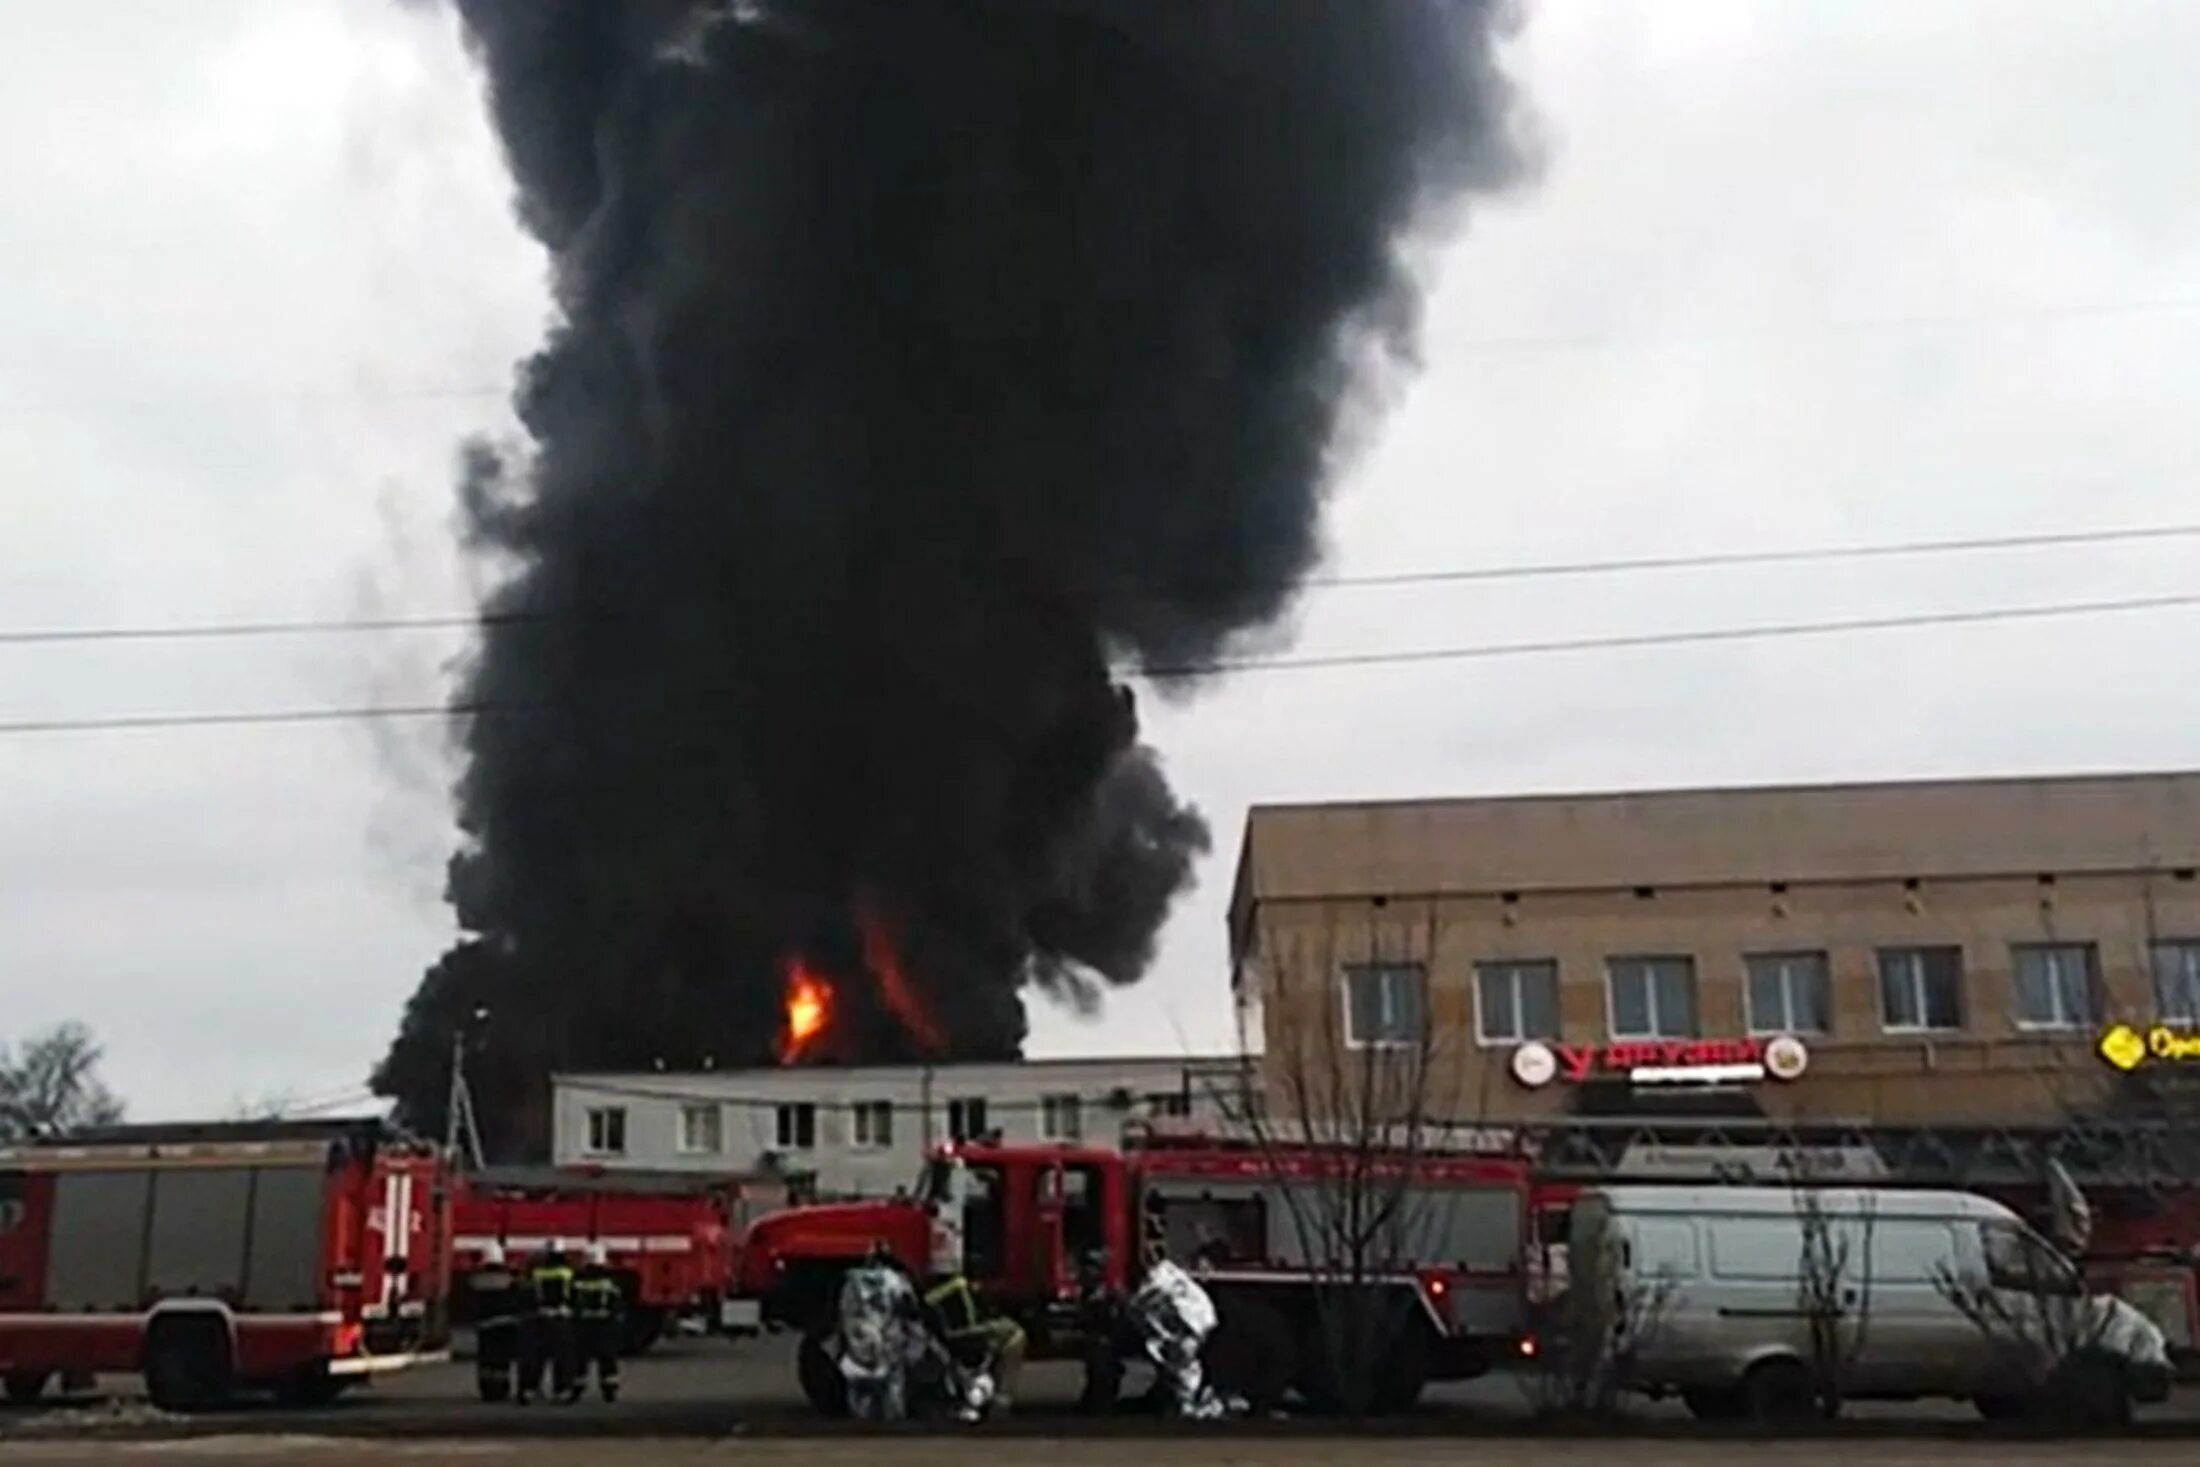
left=921, top=1269, right=1025, bottom=1420
left=835, top=1241, right=925, bottom=1422
left=572, top=1242, right=625, bottom=1403
left=468, top=1241, right=524, bottom=1403
left=1128, top=1254, right=1226, bottom=1419
left=519, top=1243, right=578, bottom=1404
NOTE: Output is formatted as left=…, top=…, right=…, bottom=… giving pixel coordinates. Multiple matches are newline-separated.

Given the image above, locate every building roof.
left=554, top=1053, right=1244, bottom=1089
left=1232, top=769, right=2200, bottom=923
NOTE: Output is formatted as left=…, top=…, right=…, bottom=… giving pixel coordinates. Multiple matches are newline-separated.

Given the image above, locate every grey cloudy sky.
left=4, top=0, right=2198, bottom=1118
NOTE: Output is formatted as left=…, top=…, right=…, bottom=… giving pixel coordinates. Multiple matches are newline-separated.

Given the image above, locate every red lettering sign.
left=1551, top=1037, right=1765, bottom=1082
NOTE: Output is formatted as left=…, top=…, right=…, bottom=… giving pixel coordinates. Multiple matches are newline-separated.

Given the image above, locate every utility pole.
left=445, top=1006, right=489, bottom=1172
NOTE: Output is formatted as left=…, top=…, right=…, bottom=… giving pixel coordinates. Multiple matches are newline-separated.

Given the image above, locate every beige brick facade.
left=1230, top=773, right=2200, bottom=1127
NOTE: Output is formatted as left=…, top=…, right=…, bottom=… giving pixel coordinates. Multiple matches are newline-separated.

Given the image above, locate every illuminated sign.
left=2099, top=1023, right=2200, bottom=1071
left=1510, top=1035, right=1809, bottom=1088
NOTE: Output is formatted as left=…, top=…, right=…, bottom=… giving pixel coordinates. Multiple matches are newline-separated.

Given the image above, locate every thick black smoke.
left=376, top=0, right=1529, bottom=1147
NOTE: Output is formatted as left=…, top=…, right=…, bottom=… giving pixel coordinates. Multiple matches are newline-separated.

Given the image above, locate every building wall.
left=552, top=1056, right=1237, bottom=1198
left=1235, top=773, right=2200, bottom=1127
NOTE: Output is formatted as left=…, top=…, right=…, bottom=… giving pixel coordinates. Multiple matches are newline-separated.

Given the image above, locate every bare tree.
left=1789, top=1166, right=1876, bottom=1418
left=0, top=1022, right=124, bottom=1141
left=1216, top=904, right=1484, bottom=1416
left=1521, top=1211, right=1676, bottom=1419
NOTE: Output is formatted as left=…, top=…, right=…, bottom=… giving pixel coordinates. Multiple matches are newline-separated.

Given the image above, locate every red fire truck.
left=735, top=1129, right=1531, bottom=1413
left=451, top=1167, right=784, bottom=1352
left=0, top=1119, right=452, bottom=1410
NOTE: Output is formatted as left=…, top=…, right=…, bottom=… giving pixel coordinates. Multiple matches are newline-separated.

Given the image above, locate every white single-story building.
left=551, top=1055, right=1245, bottom=1198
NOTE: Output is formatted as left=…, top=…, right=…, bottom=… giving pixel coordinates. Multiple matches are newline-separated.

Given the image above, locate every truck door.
left=1026, top=1162, right=1068, bottom=1302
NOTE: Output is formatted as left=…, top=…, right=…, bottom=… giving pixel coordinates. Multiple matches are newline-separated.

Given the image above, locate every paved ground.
left=2, top=1334, right=2196, bottom=1459
left=8, top=1439, right=2200, bottom=1467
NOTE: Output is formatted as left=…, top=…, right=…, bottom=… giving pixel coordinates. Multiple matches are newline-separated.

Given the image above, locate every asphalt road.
left=3, top=1334, right=2197, bottom=1451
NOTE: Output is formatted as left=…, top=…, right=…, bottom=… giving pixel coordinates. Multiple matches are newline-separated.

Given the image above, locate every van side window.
left=1633, top=1218, right=1699, bottom=1280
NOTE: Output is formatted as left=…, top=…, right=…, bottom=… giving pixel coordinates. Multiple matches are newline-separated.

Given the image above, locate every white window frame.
left=1340, top=962, right=1428, bottom=1050
left=1879, top=946, right=1965, bottom=1034
left=849, top=1100, right=894, bottom=1150
left=2150, top=940, right=2200, bottom=1025
left=947, top=1096, right=989, bottom=1142
left=775, top=1101, right=817, bottom=1151
left=1605, top=956, right=1698, bottom=1040
left=2011, top=943, right=2099, bottom=1031
left=1744, top=951, right=1830, bottom=1036
left=1473, top=959, right=1559, bottom=1046
left=584, top=1106, right=626, bottom=1156
left=677, top=1102, right=722, bottom=1155
left=1040, top=1093, right=1083, bottom=1142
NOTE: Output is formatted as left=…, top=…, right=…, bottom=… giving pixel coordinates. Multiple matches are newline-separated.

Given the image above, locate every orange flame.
left=777, top=964, right=833, bottom=1064
left=863, top=915, right=946, bottom=1057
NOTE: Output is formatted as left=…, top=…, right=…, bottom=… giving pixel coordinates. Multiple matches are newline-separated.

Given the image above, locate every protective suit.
left=834, top=1260, right=926, bottom=1421
left=1128, top=1259, right=1227, bottom=1418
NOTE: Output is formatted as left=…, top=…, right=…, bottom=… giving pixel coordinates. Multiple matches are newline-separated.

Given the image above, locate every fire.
left=777, top=964, right=833, bottom=1064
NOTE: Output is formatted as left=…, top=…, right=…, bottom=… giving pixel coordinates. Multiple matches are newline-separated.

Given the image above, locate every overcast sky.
left=5, top=0, right=2199, bottom=1119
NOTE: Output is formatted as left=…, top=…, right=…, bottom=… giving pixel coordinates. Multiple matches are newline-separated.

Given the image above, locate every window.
left=2012, top=943, right=2099, bottom=1030
left=1145, top=1092, right=1190, bottom=1119
left=1879, top=946, right=1964, bottom=1032
left=1040, top=1093, right=1083, bottom=1141
left=1983, top=1223, right=2080, bottom=1296
left=1342, top=962, right=1428, bottom=1048
left=947, top=1096, right=989, bottom=1142
left=584, top=1106, right=626, bottom=1156
left=2152, top=940, right=2200, bottom=1024
left=1475, top=959, right=1560, bottom=1044
left=774, top=1102, right=816, bottom=1150
left=1606, top=956, right=1698, bottom=1039
left=677, top=1103, right=722, bottom=1155
left=1745, top=951, right=1830, bottom=1035
left=850, top=1100, right=893, bottom=1149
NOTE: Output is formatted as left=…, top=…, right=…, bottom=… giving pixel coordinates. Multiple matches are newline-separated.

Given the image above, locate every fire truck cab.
left=737, top=1129, right=1530, bottom=1413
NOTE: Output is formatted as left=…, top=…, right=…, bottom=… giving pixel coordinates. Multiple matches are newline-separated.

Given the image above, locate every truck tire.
left=2057, top=1354, right=2133, bottom=1429
left=621, top=1307, right=665, bottom=1357
left=1740, top=1357, right=1815, bottom=1428
left=796, top=1329, right=849, bottom=1418
left=144, top=1318, right=233, bottom=1414
left=1684, top=1386, right=1744, bottom=1420
left=1204, top=1299, right=1296, bottom=1413
left=3, top=1369, right=50, bottom=1404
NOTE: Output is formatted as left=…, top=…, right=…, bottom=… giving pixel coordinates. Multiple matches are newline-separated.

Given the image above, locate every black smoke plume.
left=375, top=0, right=1530, bottom=1151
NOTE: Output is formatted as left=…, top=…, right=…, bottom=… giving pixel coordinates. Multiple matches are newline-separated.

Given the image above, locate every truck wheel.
left=144, top=1319, right=233, bottom=1414
left=2057, top=1355, right=2132, bottom=1429
left=3, top=1369, right=50, bottom=1404
left=1740, top=1358, right=1815, bottom=1428
left=1372, top=1320, right=1432, bottom=1413
left=1205, top=1300, right=1296, bottom=1413
left=621, top=1308, right=665, bottom=1357
left=796, top=1329, right=849, bottom=1418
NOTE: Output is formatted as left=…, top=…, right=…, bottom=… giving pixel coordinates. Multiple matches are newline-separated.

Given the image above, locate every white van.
left=1565, top=1185, right=2171, bottom=1424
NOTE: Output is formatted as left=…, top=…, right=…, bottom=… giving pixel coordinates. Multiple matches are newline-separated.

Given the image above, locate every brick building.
left=1230, top=771, right=2200, bottom=1127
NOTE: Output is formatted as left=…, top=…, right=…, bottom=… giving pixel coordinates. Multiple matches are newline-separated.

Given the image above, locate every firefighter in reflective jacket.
left=573, top=1243, right=626, bottom=1402
left=468, top=1241, right=525, bottom=1403
left=519, top=1245, right=578, bottom=1404
left=922, top=1272, right=1025, bottom=1418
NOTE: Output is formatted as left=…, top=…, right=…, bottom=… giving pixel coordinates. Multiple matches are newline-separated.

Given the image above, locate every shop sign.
left=1510, top=1034, right=1809, bottom=1088
left=2099, top=1023, right=2200, bottom=1072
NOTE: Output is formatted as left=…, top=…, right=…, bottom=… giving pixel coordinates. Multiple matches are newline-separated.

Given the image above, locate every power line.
left=7, top=519, right=2199, bottom=647
left=5, top=589, right=2198, bottom=737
